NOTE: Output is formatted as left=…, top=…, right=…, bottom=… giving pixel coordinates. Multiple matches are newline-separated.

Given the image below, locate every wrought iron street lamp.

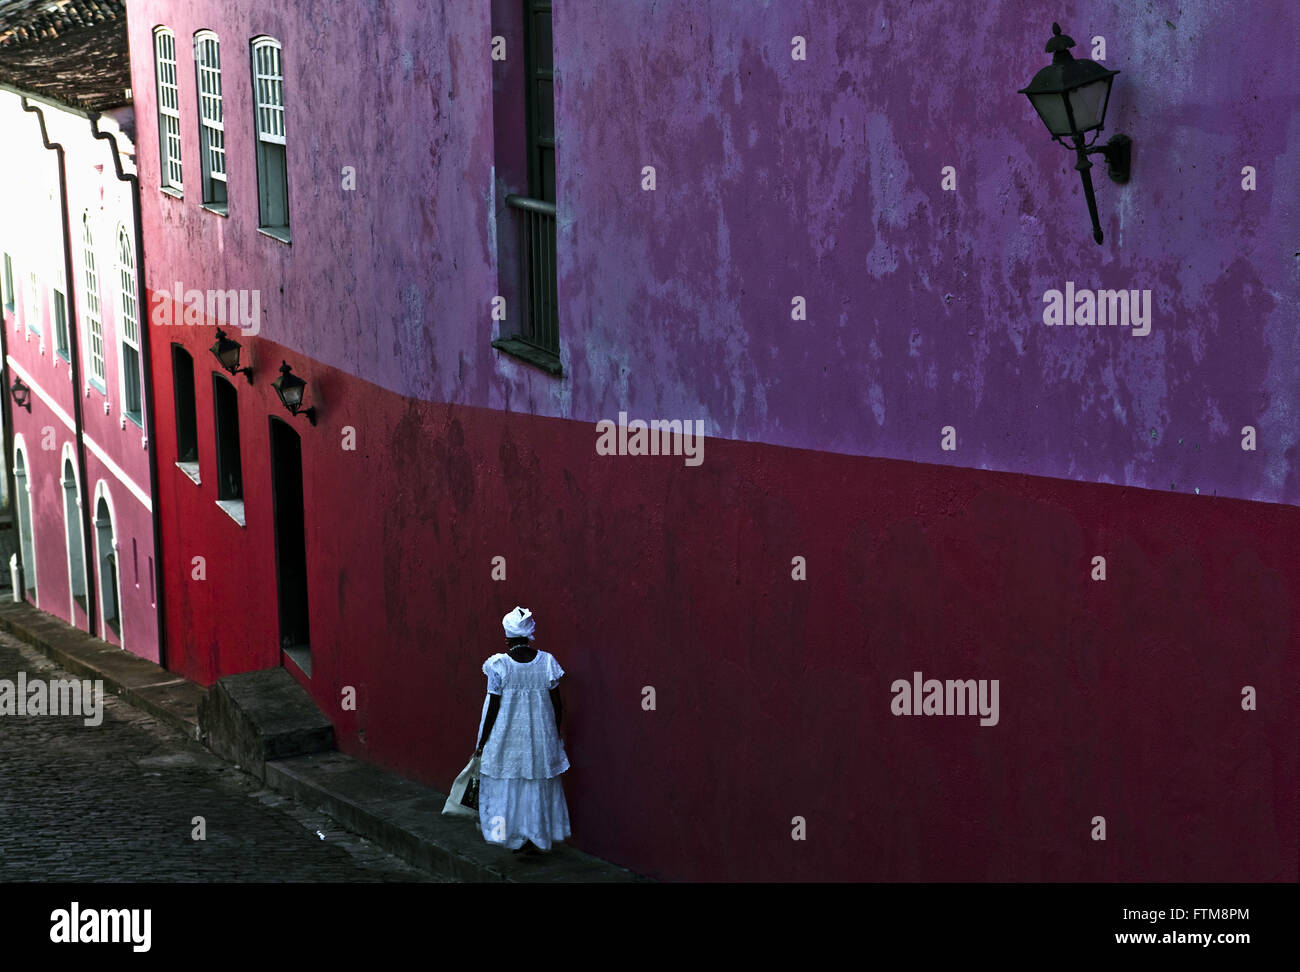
left=209, top=328, right=253, bottom=382
left=272, top=361, right=316, bottom=426
left=10, top=376, right=31, bottom=412
left=1019, top=22, right=1132, bottom=244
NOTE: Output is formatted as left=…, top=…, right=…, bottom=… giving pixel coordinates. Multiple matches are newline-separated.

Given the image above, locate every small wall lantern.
left=271, top=361, right=316, bottom=426
left=1019, top=22, right=1132, bottom=244
left=209, top=328, right=253, bottom=382
left=10, top=376, right=31, bottom=412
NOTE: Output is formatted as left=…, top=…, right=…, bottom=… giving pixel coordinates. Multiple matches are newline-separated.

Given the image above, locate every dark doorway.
left=95, top=496, right=119, bottom=640
left=270, top=417, right=310, bottom=674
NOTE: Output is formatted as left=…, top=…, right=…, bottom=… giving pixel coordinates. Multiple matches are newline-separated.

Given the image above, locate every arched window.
left=194, top=30, right=227, bottom=210
left=172, top=345, right=199, bottom=471
left=251, top=36, right=289, bottom=239
left=118, top=226, right=143, bottom=426
left=153, top=27, right=183, bottom=191
left=82, top=214, right=106, bottom=388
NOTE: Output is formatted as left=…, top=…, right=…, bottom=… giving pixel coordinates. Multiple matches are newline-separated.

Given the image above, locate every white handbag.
left=441, top=755, right=481, bottom=817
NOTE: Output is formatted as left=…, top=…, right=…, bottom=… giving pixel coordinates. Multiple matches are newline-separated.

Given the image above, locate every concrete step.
left=199, top=667, right=335, bottom=780
left=266, top=751, right=644, bottom=883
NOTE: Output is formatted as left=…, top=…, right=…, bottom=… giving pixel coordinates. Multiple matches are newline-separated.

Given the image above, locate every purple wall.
left=129, top=0, right=1298, bottom=506
left=550, top=0, right=1300, bottom=504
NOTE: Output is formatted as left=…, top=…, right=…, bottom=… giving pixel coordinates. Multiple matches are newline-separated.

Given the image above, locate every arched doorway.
left=13, top=444, right=36, bottom=601
left=94, top=492, right=121, bottom=643
left=62, top=454, right=87, bottom=617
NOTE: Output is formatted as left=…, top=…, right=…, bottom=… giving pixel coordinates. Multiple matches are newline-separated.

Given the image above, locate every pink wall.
left=0, top=91, right=159, bottom=659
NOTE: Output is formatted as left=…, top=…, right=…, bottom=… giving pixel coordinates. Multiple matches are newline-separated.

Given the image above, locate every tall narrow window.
left=172, top=345, right=199, bottom=473
left=251, top=37, right=289, bottom=239
left=82, top=215, right=106, bottom=387
left=1, top=253, right=13, bottom=311
left=118, top=227, right=143, bottom=426
left=26, top=271, right=40, bottom=335
left=53, top=289, right=69, bottom=359
left=154, top=27, right=183, bottom=192
left=195, top=31, right=227, bottom=211
left=213, top=375, right=244, bottom=504
left=497, top=1, right=559, bottom=365
left=525, top=1, right=555, bottom=207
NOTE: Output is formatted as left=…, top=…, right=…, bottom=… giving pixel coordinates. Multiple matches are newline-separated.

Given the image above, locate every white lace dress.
left=477, top=650, right=571, bottom=850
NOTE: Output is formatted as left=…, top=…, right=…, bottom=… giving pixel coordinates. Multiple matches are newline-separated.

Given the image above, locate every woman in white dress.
left=474, top=606, right=571, bottom=853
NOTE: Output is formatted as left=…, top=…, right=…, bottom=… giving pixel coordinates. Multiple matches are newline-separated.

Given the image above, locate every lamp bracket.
left=1085, top=133, right=1132, bottom=183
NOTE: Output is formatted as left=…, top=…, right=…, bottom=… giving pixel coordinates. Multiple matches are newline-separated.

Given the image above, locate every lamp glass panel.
left=1027, top=91, right=1073, bottom=137
left=1067, top=77, right=1112, bottom=132
left=280, top=383, right=303, bottom=407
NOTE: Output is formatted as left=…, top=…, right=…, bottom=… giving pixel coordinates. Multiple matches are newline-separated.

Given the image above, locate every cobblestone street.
left=0, top=632, right=446, bottom=881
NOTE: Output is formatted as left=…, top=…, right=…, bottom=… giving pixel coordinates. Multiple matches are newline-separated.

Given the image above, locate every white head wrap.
left=502, top=606, right=536, bottom=641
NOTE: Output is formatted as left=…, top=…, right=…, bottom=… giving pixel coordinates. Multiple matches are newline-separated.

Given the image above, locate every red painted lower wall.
left=151, top=315, right=1300, bottom=882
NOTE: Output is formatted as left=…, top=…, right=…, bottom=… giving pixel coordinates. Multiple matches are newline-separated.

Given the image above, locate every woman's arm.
left=475, top=694, right=501, bottom=754
left=549, top=685, right=564, bottom=733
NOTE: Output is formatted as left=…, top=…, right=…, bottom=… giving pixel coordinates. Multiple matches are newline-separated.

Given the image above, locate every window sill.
left=175, top=461, right=200, bottom=485
left=491, top=337, right=562, bottom=376
left=257, top=226, right=291, bottom=244
left=283, top=644, right=312, bottom=677
left=124, top=410, right=143, bottom=429
left=216, top=499, right=245, bottom=527
left=86, top=379, right=107, bottom=395
left=56, top=349, right=70, bottom=362
left=202, top=202, right=229, bottom=217
left=160, top=186, right=183, bottom=199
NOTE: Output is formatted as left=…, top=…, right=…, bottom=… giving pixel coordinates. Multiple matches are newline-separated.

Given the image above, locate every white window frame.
left=195, top=30, right=227, bottom=211
left=117, top=225, right=143, bottom=426
left=53, top=288, right=69, bottom=359
left=82, top=214, right=106, bottom=390
left=1, top=252, right=13, bottom=311
left=26, top=270, right=40, bottom=335
left=154, top=27, right=183, bottom=192
left=251, top=36, right=289, bottom=239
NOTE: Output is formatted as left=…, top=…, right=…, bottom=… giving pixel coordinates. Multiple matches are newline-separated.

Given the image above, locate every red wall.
left=151, top=307, right=1299, bottom=881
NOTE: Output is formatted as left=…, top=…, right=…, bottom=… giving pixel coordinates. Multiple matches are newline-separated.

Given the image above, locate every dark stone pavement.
left=0, top=631, right=448, bottom=882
